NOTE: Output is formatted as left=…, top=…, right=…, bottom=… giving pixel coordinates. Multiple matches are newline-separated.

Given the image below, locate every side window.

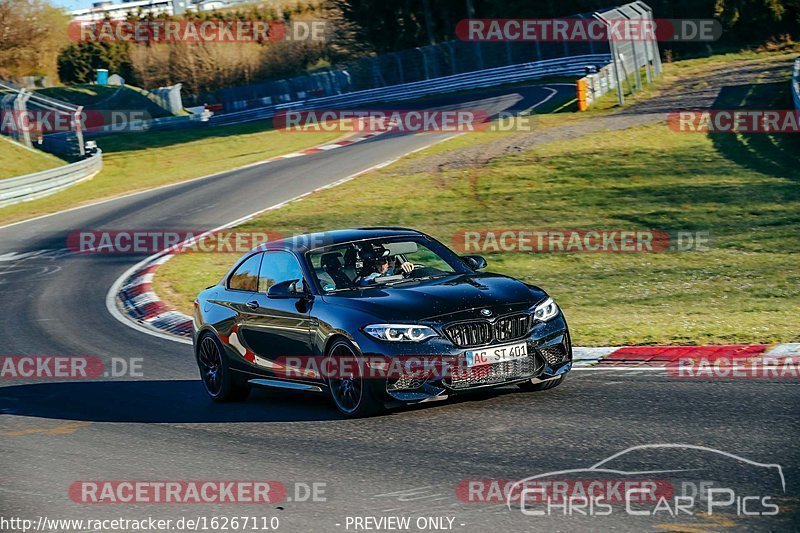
left=259, top=251, right=305, bottom=292
left=228, top=253, right=262, bottom=292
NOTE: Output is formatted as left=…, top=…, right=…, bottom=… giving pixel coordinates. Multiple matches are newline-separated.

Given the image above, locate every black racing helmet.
left=356, top=243, right=389, bottom=273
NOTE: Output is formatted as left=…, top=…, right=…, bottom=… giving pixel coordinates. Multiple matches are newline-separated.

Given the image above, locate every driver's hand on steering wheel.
left=399, top=261, right=414, bottom=274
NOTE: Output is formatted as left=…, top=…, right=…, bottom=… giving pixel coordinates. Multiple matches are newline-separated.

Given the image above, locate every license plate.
left=465, top=341, right=528, bottom=367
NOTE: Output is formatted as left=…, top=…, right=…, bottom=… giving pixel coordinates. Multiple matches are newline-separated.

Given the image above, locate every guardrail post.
left=2, top=93, right=19, bottom=144
left=625, top=15, right=643, bottom=90
left=73, top=106, right=85, bottom=157
left=643, top=36, right=654, bottom=84
left=644, top=3, right=662, bottom=77
left=15, top=90, right=33, bottom=148
left=630, top=2, right=654, bottom=83
left=610, top=40, right=625, bottom=105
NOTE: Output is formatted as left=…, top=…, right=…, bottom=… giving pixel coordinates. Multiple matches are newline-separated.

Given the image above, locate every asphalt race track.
left=0, top=85, right=798, bottom=532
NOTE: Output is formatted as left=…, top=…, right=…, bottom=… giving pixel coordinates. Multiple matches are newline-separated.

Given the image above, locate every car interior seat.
left=321, top=252, right=353, bottom=289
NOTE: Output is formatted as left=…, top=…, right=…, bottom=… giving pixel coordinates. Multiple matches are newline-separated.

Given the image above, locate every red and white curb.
left=269, top=132, right=383, bottom=159
left=103, top=119, right=799, bottom=367
left=117, top=255, right=193, bottom=338
left=571, top=344, right=800, bottom=371
left=107, top=132, right=466, bottom=345
left=114, top=258, right=800, bottom=373
left=106, top=129, right=410, bottom=345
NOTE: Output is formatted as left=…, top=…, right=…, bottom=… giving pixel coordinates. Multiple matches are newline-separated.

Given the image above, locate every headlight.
left=532, top=297, right=559, bottom=322
left=363, top=324, right=438, bottom=342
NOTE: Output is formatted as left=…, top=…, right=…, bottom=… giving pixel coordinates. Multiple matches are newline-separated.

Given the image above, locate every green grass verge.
left=154, top=50, right=800, bottom=346
left=0, top=120, right=341, bottom=225
left=0, top=137, right=65, bottom=180
left=35, top=84, right=179, bottom=118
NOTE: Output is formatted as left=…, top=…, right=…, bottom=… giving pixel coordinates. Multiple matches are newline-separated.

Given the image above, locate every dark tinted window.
left=308, top=238, right=463, bottom=292
left=228, top=253, right=262, bottom=292
left=259, top=251, right=305, bottom=292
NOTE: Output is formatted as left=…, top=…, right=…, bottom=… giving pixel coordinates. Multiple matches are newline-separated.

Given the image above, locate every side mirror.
left=462, top=255, right=487, bottom=270
left=267, top=279, right=304, bottom=299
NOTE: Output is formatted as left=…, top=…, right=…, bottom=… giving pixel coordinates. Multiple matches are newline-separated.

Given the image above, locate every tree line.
left=1, top=0, right=797, bottom=100
left=332, top=0, right=799, bottom=52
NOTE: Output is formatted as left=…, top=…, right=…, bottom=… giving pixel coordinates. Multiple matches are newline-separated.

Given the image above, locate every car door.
left=221, top=252, right=264, bottom=370
left=237, top=250, right=313, bottom=375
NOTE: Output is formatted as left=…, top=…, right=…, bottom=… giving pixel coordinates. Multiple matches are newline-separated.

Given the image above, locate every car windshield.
left=307, top=237, right=467, bottom=293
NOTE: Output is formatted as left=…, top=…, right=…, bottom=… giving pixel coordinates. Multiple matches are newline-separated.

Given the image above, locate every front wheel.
left=518, top=373, right=566, bottom=392
left=197, top=332, right=250, bottom=402
left=325, top=338, right=384, bottom=418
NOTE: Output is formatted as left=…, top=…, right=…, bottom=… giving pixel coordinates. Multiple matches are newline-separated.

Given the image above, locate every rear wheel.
left=518, top=374, right=566, bottom=392
left=197, top=332, right=250, bottom=402
left=326, top=338, right=383, bottom=418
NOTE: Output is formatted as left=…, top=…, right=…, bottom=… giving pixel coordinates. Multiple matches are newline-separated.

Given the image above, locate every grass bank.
left=0, top=137, right=64, bottom=180
left=154, top=49, right=800, bottom=346
left=0, top=120, right=341, bottom=225
left=35, top=84, right=180, bottom=118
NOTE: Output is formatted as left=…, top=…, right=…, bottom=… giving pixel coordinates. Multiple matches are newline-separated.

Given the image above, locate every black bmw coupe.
left=193, top=228, right=572, bottom=417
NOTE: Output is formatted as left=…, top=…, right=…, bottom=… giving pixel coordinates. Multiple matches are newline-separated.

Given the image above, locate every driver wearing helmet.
left=358, top=246, right=414, bottom=286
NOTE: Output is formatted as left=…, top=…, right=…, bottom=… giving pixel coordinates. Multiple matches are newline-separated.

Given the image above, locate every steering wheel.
left=402, top=264, right=428, bottom=278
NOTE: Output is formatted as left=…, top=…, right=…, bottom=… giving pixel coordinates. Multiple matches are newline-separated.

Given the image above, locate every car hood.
left=320, top=273, right=547, bottom=322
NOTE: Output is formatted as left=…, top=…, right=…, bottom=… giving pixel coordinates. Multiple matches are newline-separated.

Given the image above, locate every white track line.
left=106, top=132, right=465, bottom=344
left=107, top=86, right=570, bottom=344
left=0, top=132, right=383, bottom=231
left=2, top=84, right=566, bottom=232
left=573, top=367, right=668, bottom=371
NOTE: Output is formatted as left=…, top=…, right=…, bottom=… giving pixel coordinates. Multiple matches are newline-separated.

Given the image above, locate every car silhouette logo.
left=480, top=309, right=492, bottom=316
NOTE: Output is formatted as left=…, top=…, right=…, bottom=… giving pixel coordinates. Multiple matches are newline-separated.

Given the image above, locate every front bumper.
left=355, top=314, right=572, bottom=403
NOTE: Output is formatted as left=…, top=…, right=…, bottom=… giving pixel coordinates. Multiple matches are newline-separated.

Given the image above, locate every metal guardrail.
left=214, top=54, right=612, bottom=125
left=792, top=57, right=800, bottom=111
left=0, top=149, right=102, bottom=208
left=595, top=1, right=661, bottom=105
left=220, top=1, right=651, bottom=113
left=577, top=64, right=617, bottom=110
left=0, top=81, right=86, bottom=157
left=43, top=54, right=612, bottom=140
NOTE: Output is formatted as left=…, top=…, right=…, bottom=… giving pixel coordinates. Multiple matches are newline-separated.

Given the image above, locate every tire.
left=325, top=338, right=384, bottom=418
left=197, top=332, right=251, bottom=402
left=518, top=373, right=566, bottom=392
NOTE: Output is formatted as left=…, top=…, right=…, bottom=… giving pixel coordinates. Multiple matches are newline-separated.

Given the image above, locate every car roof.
left=251, top=227, right=426, bottom=254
